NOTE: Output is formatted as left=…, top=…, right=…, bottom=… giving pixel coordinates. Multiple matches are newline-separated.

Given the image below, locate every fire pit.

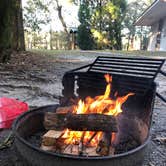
left=13, top=56, right=165, bottom=166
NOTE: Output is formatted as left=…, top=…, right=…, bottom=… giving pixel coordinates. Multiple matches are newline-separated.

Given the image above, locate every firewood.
left=96, top=132, right=112, bottom=156
left=55, top=106, right=75, bottom=114
left=85, top=132, right=98, bottom=146
left=63, top=145, right=79, bottom=155
left=40, top=141, right=66, bottom=153
left=44, top=112, right=118, bottom=132
left=78, top=132, right=86, bottom=156
left=42, top=130, right=63, bottom=146
left=85, top=147, right=100, bottom=156
left=40, top=144, right=57, bottom=152
left=71, top=145, right=79, bottom=155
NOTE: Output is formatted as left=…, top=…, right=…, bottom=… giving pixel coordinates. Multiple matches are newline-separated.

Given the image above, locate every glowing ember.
left=62, top=74, right=134, bottom=146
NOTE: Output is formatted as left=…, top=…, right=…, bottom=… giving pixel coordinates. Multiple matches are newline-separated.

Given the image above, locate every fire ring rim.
left=12, top=104, right=150, bottom=160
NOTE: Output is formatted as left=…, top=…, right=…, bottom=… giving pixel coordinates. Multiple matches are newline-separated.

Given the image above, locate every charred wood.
left=55, top=106, right=75, bottom=114
left=78, top=132, right=86, bottom=156
left=44, top=112, right=118, bottom=132
left=96, top=132, right=112, bottom=156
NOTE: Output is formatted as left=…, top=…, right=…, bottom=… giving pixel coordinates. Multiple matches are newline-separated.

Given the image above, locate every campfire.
left=42, top=74, right=134, bottom=156
left=13, top=56, right=165, bottom=166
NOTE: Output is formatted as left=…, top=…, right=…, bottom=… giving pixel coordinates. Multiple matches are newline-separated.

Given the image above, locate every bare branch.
left=55, top=0, right=69, bottom=35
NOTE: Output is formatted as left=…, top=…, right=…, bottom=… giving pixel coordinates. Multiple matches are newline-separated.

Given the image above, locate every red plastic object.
left=0, top=97, right=29, bottom=129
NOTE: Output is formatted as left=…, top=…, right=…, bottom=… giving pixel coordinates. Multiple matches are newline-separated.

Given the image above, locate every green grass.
left=28, top=49, right=166, bottom=58
left=28, top=49, right=83, bottom=56
left=110, top=50, right=166, bottom=57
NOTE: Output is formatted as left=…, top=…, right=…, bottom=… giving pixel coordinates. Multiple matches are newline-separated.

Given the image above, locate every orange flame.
left=62, top=74, right=134, bottom=146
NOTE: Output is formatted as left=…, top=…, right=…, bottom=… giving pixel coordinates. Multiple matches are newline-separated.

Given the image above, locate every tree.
left=23, top=0, right=50, bottom=48
left=123, top=0, right=150, bottom=50
left=0, top=0, right=25, bottom=62
left=76, top=0, right=126, bottom=50
left=77, top=0, right=95, bottom=50
left=0, top=0, right=13, bottom=62
left=77, top=24, right=95, bottom=50
left=54, top=0, right=71, bottom=49
left=106, top=0, right=127, bottom=50
left=13, top=0, right=25, bottom=51
left=24, top=0, right=73, bottom=49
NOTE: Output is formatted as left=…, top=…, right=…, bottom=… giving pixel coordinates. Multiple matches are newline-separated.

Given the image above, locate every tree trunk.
left=130, top=35, right=134, bottom=50
left=0, top=0, right=25, bottom=62
left=19, top=0, right=25, bottom=51
left=50, top=27, right=53, bottom=50
left=114, top=21, right=122, bottom=50
left=127, top=35, right=130, bottom=51
left=12, top=1, right=19, bottom=50
left=0, top=0, right=13, bottom=63
left=55, top=0, right=70, bottom=49
left=13, top=0, right=25, bottom=51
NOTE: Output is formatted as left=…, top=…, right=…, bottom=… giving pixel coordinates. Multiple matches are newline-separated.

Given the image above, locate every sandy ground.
left=0, top=51, right=165, bottom=165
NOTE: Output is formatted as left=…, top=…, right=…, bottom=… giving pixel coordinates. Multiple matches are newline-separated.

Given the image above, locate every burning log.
left=85, top=132, right=98, bottom=146
left=55, top=106, right=75, bottom=114
left=44, top=112, right=118, bottom=132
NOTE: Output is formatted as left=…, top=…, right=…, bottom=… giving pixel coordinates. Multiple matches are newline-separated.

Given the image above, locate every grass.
left=29, top=49, right=83, bottom=56
left=110, top=50, right=166, bottom=57
left=29, top=49, right=166, bottom=58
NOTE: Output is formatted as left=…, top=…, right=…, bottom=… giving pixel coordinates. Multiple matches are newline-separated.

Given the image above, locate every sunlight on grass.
left=29, top=49, right=83, bottom=56
left=29, top=49, right=166, bottom=58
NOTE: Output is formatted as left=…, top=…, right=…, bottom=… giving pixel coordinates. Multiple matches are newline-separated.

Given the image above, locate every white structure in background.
left=135, top=0, right=166, bottom=51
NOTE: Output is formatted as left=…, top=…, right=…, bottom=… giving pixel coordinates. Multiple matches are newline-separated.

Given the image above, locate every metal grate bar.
left=160, top=70, right=166, bottom=77
left=88, top=56, right=165, bottom=79
left=68, top=64, right=92, bottom=72
left=90, top=67, right=155, bottom=78
left=96, top=56, right=164, bottom=62
left=95, top=61, right=160, bottom=69
left=96, top=58, right=162, bottom=65
left=93, top=64, right=158, bottom=73
left=63, top=56, right=165, bottom=98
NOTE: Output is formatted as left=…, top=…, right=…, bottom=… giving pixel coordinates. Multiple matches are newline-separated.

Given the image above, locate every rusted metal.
left=13, top=105, right=151, bottom=166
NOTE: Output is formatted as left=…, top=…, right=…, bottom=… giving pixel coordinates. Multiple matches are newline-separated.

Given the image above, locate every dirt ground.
left=0, top=51, right=165, bottom=166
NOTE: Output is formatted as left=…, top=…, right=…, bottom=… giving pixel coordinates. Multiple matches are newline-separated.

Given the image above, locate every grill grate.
left=62, top=55, right=165, bottom=99
left=88, top=56, right=164, bottom=79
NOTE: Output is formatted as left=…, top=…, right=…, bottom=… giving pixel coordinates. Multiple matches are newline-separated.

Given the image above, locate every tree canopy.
left=77, top=0, right=127, bottom=50
left=24, top=0, right=50, bottom=33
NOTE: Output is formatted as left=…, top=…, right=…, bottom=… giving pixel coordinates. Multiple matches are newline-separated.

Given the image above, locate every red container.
left=0, top=97, right=28, bottom=129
